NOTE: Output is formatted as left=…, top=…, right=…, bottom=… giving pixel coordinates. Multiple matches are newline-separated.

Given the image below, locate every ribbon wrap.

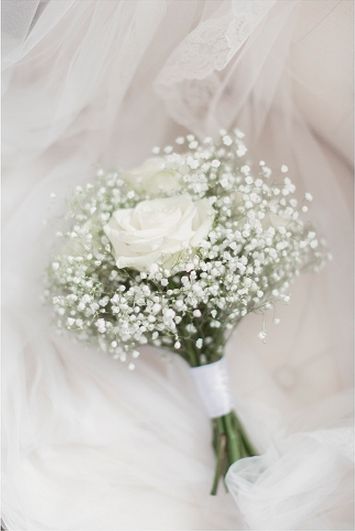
left=190, top=358, right=233, bottom=418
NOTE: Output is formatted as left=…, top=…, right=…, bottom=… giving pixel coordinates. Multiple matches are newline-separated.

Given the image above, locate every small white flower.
left=196, top=338, right=203, bottom=349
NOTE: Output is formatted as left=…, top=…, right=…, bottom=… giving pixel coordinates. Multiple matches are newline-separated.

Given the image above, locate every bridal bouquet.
left=46, top=130, right=327, bottom=494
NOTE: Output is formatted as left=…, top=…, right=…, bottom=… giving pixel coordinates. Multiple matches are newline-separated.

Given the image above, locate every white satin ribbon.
left=190, top=357, right=233, bottom=418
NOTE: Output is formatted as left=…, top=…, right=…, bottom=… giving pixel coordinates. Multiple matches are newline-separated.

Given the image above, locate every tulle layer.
left=2, top=0, right=353, bottom=529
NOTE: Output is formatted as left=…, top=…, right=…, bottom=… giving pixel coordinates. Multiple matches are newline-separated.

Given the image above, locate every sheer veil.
left=2, top=1, right=353, bottom=529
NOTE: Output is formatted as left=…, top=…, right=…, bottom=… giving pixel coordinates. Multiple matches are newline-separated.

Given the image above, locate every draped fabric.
left=2, top=1, right=353, bottom=529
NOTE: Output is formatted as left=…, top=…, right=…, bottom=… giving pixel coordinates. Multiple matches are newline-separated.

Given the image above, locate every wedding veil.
left=2, top=1, right=353, bottom=529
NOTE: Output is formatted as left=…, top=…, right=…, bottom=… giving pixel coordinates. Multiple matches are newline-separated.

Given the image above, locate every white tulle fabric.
left=2, top=1, right=353, bottom=529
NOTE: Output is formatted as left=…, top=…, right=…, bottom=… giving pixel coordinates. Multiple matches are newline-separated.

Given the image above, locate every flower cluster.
left=45, top=129, right=328, bottom=369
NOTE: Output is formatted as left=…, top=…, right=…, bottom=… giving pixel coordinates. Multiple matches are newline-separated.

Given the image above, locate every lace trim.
left=155, top=0, right=274, bottom=132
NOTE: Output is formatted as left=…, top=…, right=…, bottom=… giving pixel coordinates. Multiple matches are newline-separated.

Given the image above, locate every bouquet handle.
left=190, top=358, right=257, bottom=494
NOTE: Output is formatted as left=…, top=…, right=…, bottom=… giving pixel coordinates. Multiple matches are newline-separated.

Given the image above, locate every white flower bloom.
left=123, top=157, right=181, bottom=195
left=104, top=194, right=215, bottom=271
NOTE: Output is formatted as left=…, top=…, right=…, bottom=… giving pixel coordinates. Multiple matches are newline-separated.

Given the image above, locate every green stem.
left=210, top=410, right=256, bottom=495
left=210, top=418, right=226, bottom=495
left=232, top=411, right=257, bottom=456
left=223, top=412, right=241, bottom=464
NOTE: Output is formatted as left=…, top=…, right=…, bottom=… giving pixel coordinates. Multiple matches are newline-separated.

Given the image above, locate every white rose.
left=123, top=157, right=181, bottom=195
left=104, top=194, right=215, bottom=271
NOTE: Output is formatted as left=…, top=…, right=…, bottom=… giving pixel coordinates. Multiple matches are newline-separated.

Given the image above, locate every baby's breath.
left=45, top=130, right=327, bottom=368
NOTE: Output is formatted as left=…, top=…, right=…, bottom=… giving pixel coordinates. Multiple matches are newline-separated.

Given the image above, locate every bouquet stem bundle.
left=177, top=325, right=256, bottom=493
left=211, top=411, right=256, bottom=495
